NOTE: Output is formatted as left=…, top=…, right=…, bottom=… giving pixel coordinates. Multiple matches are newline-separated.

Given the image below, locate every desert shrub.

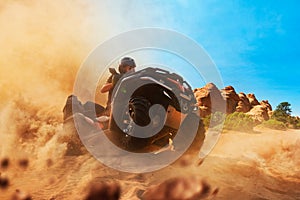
left=296, top=123, right=300, bottom=129
left=203, top=112, right=256, bottom=132
left=260, top=119, right=287, bottom=130
left=288, top=116, right=300, bottom=129
left=223, top=112, right=256, bottom=132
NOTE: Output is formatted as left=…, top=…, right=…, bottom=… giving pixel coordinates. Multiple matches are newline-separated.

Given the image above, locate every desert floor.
left=1, top=127, right=299, bottom=199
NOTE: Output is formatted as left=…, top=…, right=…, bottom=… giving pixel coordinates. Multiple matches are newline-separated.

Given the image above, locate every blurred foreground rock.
left=141, top=176, right=214, bottom=200
left=0, top=174, right=9, bottom=189
left=85, top=182, right=120, bottom=200
left=1, top=158, right=10, bottom=169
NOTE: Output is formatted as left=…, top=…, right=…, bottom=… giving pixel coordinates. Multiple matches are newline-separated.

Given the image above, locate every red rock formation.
left=221, top=86, right=240, bottom=114
left=193, top=84, right=272, bottom=122
left=194, top=83, right=225, bottom=117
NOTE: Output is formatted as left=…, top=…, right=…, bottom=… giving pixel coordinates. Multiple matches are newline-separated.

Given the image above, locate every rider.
left=100, top=57, right=136, bottom=114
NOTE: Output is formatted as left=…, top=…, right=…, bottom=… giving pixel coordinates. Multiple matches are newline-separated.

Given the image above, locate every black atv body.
left=63, top=67, right=205, bottom=153
left=106, top=67, right=203, bottom=152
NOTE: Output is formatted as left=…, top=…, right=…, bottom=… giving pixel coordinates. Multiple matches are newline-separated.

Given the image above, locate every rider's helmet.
left=118, top=57, right=136, bottom=74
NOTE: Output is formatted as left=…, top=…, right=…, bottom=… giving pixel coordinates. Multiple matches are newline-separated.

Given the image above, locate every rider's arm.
left=100, top=83, right=113, bottom=93
left=100, top=75, right=113, bottom=93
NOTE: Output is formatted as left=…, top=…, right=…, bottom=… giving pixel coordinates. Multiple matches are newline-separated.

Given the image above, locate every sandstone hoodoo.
left=247, top=93, right=260, bottom=107
left=194, top=83, right=225, bottom=118
left=260, top=100, right=273, bottom=116
left=220, top=86, right=240, bottom=114
left=236, top=93, right=252, bottom=113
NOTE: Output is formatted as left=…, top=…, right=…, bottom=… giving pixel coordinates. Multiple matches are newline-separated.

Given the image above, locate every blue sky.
left=94, top=0, right=300, bottom=115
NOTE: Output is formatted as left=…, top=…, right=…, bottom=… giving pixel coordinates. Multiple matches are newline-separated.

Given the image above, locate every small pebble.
left=46, top=159, right=54, bottom=167
left=212, top=187, right=219, bottom=196
left=18, top=159, right=29, bottom=168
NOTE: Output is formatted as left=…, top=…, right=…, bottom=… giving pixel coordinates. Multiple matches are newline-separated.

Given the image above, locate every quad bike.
left=63, top=67, right=205, bottom=154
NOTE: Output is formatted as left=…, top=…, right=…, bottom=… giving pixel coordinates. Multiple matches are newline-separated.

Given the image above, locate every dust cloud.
left=0, top=0, right=98, bottom=106
left=0, top=0, right=102, bottom=160
left=0, top=1, right=113, bottom=198
left=0, top=1, right=300, bottom=200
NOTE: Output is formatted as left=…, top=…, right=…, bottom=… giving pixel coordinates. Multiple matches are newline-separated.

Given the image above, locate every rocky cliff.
left=194, top=83, right=272, bottom=122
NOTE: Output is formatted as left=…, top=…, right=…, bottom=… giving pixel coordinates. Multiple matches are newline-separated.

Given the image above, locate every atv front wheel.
left=128, top=97, right=151, bottom=126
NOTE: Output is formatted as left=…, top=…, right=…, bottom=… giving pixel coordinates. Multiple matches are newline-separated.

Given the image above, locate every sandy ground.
left=1, top=125, right=300, bottom=200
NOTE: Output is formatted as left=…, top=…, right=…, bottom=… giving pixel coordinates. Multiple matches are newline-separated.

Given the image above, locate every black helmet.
left=119, top=57, right=136, bottom=73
